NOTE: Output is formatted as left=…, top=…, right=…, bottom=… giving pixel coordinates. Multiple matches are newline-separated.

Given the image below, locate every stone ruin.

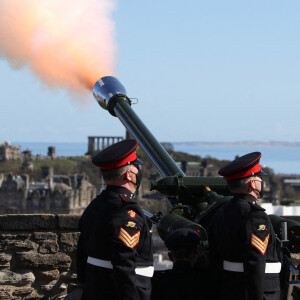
left=0, top=167, right=96, bottom=215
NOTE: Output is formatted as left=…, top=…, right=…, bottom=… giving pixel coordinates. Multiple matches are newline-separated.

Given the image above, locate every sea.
left=13, top=141, right=300, bottom=175
left=173, top=143, right=300, bottom=176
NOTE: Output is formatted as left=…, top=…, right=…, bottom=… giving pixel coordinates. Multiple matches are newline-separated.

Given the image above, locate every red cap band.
left=99, top=151, right=137, bottom=170
left=225, top=163, right=261, bottom=180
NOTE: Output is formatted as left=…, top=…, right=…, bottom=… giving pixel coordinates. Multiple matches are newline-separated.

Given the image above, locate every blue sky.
left=1, top=0, right=300, bottom=143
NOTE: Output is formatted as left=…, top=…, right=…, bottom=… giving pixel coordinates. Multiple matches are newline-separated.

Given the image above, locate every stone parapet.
left=0, top=214, right=81, bottom=299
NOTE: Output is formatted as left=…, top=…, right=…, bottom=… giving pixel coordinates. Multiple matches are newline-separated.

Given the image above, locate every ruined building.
left=0, top=167, right=96, bottom=215
left=0, top=142, right=22, bottom=160
left=0, top=138, right=131, bottom=215
left=86, top=136, right=124, bottom=154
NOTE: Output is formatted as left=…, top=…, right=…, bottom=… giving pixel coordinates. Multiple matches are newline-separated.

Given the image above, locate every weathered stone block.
left=40, top=281, right=67, bottom=297
left=0, top=253, right=12, bottom=267
left=40, top=241, right=59, bottom=254
left=12, top=286, right=35, bottom=299
left=5, top=240, right=38, bottom=252
left=0, top=234, right=28, bottom=240
left=58, top=215, right=80, bottom=230
left=34, top=232, right=57, bottom=241
left=0, top=270, right=35, bottom=285
left=60, top=232, right=79, bottom=253
left=60, top=271, right=77, bottom=283
left=41, top=282, right=67, bottom=291
left=33, top=232, right=59, bottom=254
left=0, top=234, right=37, bottom=251
left=0, top=214, right=57, bottom=230
left=15, top=251, right=71, bottom=270
left=0, top=286, right=12, bottom=299
left=36, top=269, right=60, bottom=282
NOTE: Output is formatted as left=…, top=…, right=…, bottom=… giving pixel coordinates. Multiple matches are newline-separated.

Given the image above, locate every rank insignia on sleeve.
left=127, top=210, right=136, bottom=218
left=118, top=227, right=140, bottom=248
left=251, top=233, right=270, bottom=255
left=126, top=221, right=137, bottom=228
left=257, top=225, right=267, bottom=231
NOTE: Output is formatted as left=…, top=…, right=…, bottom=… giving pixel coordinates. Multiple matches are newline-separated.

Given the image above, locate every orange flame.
left=0, top=0, right=117, bottom=96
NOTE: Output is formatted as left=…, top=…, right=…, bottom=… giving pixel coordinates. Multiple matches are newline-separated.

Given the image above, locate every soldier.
left=208, top=152, right=281, bottom=300
left=76, top=139, right=153, bottom=300
left=151, top=228, right=210, bottom=300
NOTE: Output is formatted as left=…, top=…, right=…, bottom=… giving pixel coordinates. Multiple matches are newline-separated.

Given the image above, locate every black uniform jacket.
left=151, top=261, right=211, bottom=300
left=208, top=194, right=280, bottom=300
left=76, top=185, right=153, bottom=300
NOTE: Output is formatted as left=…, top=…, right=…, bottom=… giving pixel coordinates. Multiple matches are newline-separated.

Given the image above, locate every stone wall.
left=0, top=214, right=81, bottom=299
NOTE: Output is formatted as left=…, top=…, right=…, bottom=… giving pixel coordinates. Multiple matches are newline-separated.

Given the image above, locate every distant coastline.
left=173, top=141, right=300, bottom=148
left=7, top=140, right=300, bottom=174
left=10, top=140, right=300, bottom=148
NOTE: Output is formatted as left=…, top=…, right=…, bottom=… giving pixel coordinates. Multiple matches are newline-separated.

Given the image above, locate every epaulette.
left=249, top=199, right=257, bottom=206
left=119, top=192, right=137, bottom=203
left=249, top=200, right=265, bottom=211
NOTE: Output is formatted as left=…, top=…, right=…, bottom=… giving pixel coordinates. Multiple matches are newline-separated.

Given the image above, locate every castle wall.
left=0, top=173, right=96, bottom=215
left=0, top=144, right=21, bottom=161
left=0, top=214, right=81, bottom=299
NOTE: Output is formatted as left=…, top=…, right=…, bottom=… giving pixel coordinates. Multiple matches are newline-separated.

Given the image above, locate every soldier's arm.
left=243, top=210, right=270, bottom=300
left=111, top=206, right=144, bottom=299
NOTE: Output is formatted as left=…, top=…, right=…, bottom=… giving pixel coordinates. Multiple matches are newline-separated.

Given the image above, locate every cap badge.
left=126, top=221, right=137, bottom=228
left=257, top=225, right=267, bottom=231
left=128, top=210, right=136, bottom=218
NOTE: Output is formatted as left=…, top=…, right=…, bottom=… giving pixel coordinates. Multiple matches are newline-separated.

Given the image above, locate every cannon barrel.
left=150, top=175, right=230, bottom=197
left=93, top=76, right=185, bottom=177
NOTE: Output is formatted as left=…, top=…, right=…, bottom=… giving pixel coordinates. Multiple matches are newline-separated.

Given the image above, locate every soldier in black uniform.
left=151, top=228, right=210, bottom=300
left=208, top=152, right=281, bottom=300
left=76, top=139, right=153, bottom=300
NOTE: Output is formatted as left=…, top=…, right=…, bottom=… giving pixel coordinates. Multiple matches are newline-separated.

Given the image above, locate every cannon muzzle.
left=93, top=76, right=129, bottom=116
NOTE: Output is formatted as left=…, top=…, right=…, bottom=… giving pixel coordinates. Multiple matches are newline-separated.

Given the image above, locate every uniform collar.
left=106, top=185, right=131, bottom=194
left=106, top=185, right=136, bottom=203
left=234, top=193, right=260, bottom=206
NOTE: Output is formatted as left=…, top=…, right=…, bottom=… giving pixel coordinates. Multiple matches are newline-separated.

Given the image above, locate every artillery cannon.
left=93, top=76, right=300, bottom=254
left=93, top=75, right=300, bottom=299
